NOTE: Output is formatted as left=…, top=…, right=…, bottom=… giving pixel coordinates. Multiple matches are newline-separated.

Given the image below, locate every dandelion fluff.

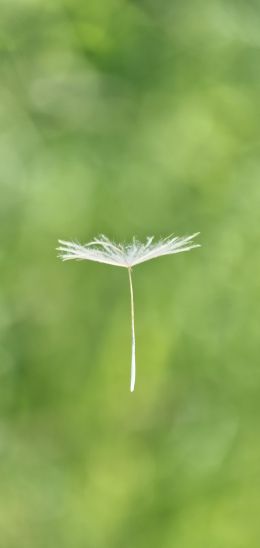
left=57, top=233, right=200, bottom=392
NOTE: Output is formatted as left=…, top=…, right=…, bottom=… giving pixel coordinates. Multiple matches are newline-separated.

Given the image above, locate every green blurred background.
left=1, top=0, right=260, bottom=546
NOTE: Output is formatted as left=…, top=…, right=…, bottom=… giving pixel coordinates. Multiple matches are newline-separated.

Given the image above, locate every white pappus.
left=57, top=233, right=200, bottom=392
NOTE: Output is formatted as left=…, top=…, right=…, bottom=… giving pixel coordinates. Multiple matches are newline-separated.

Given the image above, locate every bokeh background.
left=1, top=1, right=260, bottom=546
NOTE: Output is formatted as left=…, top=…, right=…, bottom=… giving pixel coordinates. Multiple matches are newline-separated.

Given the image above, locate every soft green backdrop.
left=1, top=1, right=260, bottom=547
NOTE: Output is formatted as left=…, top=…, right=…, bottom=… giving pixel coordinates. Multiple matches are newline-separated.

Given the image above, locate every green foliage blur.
left=1, top=0, right=260, bottom=546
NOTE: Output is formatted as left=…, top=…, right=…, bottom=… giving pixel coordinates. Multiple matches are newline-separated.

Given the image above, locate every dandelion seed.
left=57, top=233, right=200, bottom=392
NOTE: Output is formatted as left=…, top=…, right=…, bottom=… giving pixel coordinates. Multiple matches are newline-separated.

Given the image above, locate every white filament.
left=128, top=268, right=136, bottom=392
